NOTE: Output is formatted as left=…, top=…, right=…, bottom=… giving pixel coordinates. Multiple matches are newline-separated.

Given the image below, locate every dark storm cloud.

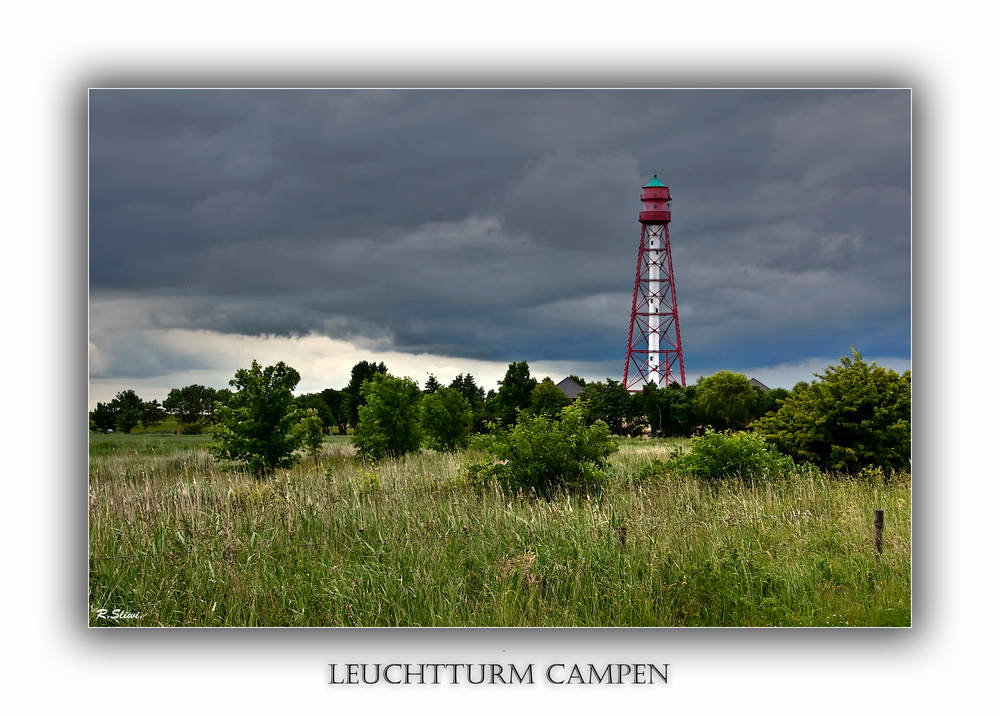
left=89, top=89, right=910, bottom=377
left=89, top=326, right=216, bottom=379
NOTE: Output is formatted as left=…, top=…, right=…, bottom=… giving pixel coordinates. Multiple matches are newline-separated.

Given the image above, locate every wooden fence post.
left=874, top=509, right=884, bottom=555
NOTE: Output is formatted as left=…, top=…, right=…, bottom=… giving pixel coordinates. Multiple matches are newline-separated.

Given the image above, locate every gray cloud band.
left=89, top=89, right=910, bottom=381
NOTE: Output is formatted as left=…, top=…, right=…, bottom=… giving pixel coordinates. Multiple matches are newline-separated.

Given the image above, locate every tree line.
left=91, top=360, right=775, bottom=439
left=90, top=348, right=910, bottom=476
left=89, top=384, right=232, bottom=434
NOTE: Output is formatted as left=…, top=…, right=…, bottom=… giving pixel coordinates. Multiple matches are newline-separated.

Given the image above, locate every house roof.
left=749, top=377, right=770, bottom=391
left=556, top=377, right=584, bottom=400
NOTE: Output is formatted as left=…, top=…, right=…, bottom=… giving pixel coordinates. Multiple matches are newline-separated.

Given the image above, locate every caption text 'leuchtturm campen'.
left=329, top=663, right=668, bottom=685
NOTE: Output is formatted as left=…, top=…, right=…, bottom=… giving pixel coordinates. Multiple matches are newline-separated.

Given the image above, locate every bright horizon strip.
left=87, top=328, right=910, bottom=410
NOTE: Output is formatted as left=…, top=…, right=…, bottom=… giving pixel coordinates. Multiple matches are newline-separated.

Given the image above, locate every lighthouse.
left=623, top=174, right=686, bottom=391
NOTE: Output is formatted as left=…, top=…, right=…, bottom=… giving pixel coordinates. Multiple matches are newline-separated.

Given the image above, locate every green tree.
left=754, top=349, right=911, bottom=473
left=421, top=386, right=473, bottom=452
left=423, top=373, right=442, bottom=394
left=753, top=386, right=791, bottom=420
left=580, top=379, right=640, bottom=436
left=139, top=399, right=167, bottom=429
left=495, top=361, right=537, bottom=427
left=296, top=408, right=326, bottom=467
left=320, top=388, right=348, bottom=435
left=481, top=389, right=500, bottom=424
left=207, top=360, right=305, bottom=475
left=528, top=378, right=571, bottom=418
left=295, top=392, right=335, bottom=433
left=342, top=361, right=388, bottom=429
left=640, top=383, right=663, bottom=436
left=163, top=384, right=217, bottom=428
left=89, top=401, right=118, bottom=432
left=450, top=373, right=490, bottom=432
left=111, top=389, right=143, bottom=433
left=467, top=403, right=617, bottom=498
left=207, top=388, right=231, bottom=423
left=695, top=371, right=759, bottom=430
left=449, top=373, right=485, bottom=406
left=351, top=373, right=423, bottom=460
left=647, top=382, right=697, bottom=437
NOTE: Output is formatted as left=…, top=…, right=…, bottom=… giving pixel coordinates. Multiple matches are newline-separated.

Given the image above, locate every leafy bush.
left=630, top=457, right=672, bottom=486
left=466, top=403, right=617, bottom=498
left=296, top=408, right=325, bottom=466
left=348, top=457, right=382, bottom=497
left=227, top=484, right=277, bottom=511
left=671, top=428, right=794, bottom=481
left=753, top=349, right=910, bottom=473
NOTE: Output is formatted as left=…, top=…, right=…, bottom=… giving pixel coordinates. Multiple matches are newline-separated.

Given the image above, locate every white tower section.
left=647, top=227, right=661, bottom=386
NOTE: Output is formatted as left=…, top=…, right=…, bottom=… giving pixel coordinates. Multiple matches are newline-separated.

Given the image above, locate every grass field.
left=88, top=432, right=911, bottom=627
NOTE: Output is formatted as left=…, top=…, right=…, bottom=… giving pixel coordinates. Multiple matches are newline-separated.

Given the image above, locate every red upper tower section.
left=639, top=173, right=672, bottom=223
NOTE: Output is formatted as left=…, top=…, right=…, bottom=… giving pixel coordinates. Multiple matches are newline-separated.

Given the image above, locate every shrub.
left=630, top=457, right=671, bottom=486
left=466, top=402, right=617, bottom=498
left=296, top=408, right=325, bottom=466
left=348, top=457, right=382, bottom=497
left=671, top=428, right=794, bottom=481
left=227, top=484, right=277, bottom=511
left=753, top=349, right=910, bottom=473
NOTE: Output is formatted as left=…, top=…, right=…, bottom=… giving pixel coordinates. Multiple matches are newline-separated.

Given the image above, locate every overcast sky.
left=88, top=89, right=910, bottom=406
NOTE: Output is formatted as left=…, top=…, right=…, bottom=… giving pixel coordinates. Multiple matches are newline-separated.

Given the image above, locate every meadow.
left=88, top=433, right=911, bottom=627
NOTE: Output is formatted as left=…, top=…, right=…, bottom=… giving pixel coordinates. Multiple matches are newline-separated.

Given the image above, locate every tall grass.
left=88, top=434, right=910, bottom=627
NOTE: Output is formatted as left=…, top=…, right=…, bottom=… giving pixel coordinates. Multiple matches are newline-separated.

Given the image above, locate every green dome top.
left=644, top=174, right=666, bottom=187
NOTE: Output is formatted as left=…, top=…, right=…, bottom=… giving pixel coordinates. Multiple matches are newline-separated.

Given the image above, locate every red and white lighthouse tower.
left=623, top=174, right=686, bottom=391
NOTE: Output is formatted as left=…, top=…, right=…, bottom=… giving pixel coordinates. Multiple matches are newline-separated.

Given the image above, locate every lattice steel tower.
left=623, top=174, right=686, bottom=391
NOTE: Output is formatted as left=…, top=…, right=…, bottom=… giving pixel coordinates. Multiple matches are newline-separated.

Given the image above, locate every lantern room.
left=639, top=173, right=672, bottom=223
